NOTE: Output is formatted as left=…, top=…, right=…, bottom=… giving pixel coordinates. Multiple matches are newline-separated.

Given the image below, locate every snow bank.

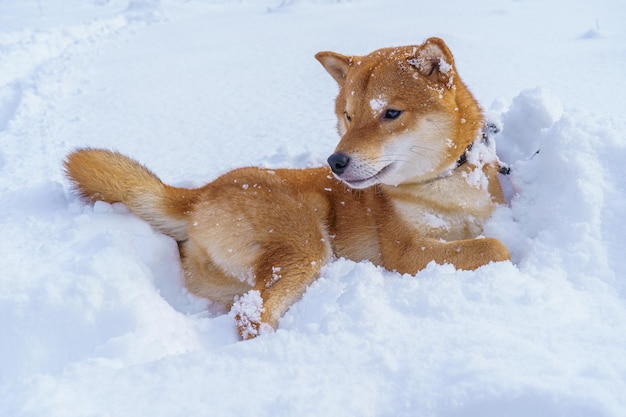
left=1, top=1, right=625, bottom=416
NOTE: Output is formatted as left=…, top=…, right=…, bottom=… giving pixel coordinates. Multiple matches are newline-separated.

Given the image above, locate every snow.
left=1, top=0, right=626, bottom=416
left=369, top=96, right=387, bottom=114
left=230, top=289, right=269, bottom=339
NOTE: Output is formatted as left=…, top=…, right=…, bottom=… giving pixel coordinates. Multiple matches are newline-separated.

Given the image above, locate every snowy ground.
left=1, top=0, right=626, bottom=416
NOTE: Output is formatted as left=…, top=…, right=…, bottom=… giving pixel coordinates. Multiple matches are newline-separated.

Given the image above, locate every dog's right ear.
left=408, top=37, right=456, bottom=87
left=315, top=51, right=351, bottom=86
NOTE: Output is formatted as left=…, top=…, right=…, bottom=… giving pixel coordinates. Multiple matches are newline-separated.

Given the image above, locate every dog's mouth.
left=339, top=163, right=394, bottom=189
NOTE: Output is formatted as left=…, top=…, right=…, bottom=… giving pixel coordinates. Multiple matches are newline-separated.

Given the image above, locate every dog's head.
left=316, top=37, right=482, bottom=189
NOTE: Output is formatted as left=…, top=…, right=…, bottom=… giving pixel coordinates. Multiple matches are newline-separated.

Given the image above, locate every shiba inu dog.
left=64, top=37, right=510, bottom=339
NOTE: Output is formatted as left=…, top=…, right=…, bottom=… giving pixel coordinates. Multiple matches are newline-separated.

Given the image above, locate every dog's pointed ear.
left=408, top=37, right=456, bottom=87
left=315, top=51, right=352, bottom=86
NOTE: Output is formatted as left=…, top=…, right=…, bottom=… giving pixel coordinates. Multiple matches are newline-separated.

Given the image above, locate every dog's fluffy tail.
left=64, top=148, right=199, bottom=242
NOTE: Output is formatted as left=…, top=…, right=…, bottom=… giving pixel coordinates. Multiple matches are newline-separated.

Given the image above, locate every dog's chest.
left=386, top=171, right=495, bottom=240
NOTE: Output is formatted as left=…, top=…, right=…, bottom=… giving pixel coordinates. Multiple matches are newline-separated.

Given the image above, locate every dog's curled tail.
left=64, top=148, right=199, bottom=242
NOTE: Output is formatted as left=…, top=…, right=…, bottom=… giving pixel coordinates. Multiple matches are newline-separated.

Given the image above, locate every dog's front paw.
left=230, top=290, right=273, bottom=340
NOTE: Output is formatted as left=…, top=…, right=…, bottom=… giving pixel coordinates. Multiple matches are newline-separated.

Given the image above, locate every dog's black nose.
left=327, top=152, right=350, bottom=175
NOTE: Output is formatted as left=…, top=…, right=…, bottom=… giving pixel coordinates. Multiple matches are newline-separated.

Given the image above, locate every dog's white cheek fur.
left=380, top=116, right=453, bottom=185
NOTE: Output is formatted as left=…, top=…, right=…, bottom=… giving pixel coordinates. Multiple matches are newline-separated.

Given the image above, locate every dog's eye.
left=344, top=111, right=352, bottom=122
left=383, top=109, right=402, bottom=120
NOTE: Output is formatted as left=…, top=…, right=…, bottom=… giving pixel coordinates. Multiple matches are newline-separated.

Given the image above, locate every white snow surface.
left=2, top=0, right=626, bottom=416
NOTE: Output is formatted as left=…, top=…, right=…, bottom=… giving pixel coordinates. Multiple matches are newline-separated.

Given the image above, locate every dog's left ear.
left=408, top=37, right=456, bottom=87
left=315, top=51, right=352, bottom=86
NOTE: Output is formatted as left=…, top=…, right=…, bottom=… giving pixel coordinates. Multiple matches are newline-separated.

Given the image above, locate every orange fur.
left=64, top=37, right=510, bottom=339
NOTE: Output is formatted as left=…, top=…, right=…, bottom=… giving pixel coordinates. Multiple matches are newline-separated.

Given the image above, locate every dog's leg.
left=436, top=237, right=510, bottom=270
left=231, top=234, right=332, bottom=340
left=383, top=237, right=510, bottom=274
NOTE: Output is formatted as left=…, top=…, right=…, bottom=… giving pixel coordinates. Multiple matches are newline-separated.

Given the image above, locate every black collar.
left=456, top=145, right=470, bottom=168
